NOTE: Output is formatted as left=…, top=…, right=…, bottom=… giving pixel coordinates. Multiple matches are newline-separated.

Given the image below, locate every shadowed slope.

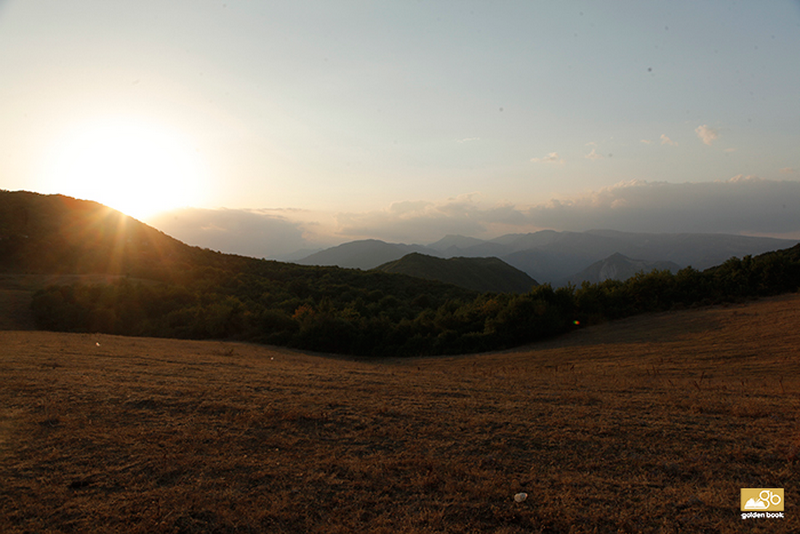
left=374, top=252, right=539, bottom=293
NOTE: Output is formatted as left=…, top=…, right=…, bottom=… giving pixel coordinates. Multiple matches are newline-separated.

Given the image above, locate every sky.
left=2, top=1, right=800, bottom=258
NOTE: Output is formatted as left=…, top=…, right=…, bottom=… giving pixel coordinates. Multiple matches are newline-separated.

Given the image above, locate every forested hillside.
left=1, top=190, right=192, bottom=279
left=4, top=190, right=800, bottom=356
left=374, top=253, right=538, bottom=293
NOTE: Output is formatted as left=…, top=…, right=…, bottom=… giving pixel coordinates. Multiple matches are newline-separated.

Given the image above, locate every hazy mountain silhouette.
left=426, top=235, right=487, bottom=257
left=301, top=230, right=798, bottom=285
left=296, top=239, right=439, bottom=270
left=374, top=253, right=538, bottom=294
left=273, top=247, right=323, bottom=262
left=560, top=253, right=681, bottom=286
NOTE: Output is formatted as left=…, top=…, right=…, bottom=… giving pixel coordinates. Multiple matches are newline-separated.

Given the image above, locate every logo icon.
left=741, top=488, right=784, bottom=512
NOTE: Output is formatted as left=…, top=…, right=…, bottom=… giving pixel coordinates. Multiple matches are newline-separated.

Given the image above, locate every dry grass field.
left=1, top=293, right=799, bottom=533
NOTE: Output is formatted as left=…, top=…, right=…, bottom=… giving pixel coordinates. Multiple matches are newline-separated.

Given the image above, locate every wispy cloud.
left=640, top=139, right=652, bottom=144
left=725, top=174, right=761, bottom=183
left=333, top=178, right=800, bottom=243
left=660, top=134, right=677, bottom=146
left=531, top=152, right=565, bottom=164
left=585, top=148, right=603, bottom=160
left=779, top=167, right=797, bottom=174
left=335, top=195, right=525, bottom=242
left=695, top=124, right=718, bottom=145
left=456, top=137, right=480, bottom=143
left=524, top=177, right=800, bottom=235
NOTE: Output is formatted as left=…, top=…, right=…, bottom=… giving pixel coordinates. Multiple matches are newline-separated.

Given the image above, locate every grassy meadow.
left=2, top=294, right=799, bottom=533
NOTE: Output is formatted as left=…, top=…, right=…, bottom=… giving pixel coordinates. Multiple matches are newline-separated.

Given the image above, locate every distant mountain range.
left=298, top=230, right=799, bottom=286
left=374, top=253, right=538, bottom=294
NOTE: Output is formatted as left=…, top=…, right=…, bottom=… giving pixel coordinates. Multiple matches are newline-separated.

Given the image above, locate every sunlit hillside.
left=0, top=190, right=190, bottom=277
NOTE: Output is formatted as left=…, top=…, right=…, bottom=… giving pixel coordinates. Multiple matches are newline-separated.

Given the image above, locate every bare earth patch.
left=1, top=294, right=799, bottom=533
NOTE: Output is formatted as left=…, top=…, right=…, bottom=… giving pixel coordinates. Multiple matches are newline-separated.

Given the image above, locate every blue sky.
left=1, top=1, right=799, bottom=255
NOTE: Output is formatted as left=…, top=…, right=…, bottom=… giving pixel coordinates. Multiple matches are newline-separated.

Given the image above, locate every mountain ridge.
left=297, top=230, right=798, bottom=285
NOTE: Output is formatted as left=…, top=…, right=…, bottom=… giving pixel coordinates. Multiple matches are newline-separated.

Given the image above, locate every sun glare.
left=41, top=118, right=208, bottom=220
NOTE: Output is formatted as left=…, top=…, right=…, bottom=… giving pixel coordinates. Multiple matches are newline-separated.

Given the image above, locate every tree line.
left=30, top=244, right=800, bottom=357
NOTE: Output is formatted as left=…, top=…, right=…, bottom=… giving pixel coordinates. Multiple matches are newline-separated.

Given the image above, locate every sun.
left=41, top=118, right=208, bottom=220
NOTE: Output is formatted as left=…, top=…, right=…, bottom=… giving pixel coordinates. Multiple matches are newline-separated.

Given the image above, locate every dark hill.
left=375, top=253, right=538, bottom=293
left=0, top=191, right=480, bottom=352
left=0, top=190, right=191, bottom=279
left=0, top=190, right=476, bottom=292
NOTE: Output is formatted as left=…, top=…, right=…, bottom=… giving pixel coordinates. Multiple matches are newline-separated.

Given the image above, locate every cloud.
left=147, top=179, right=800, bottom=257
left=660, top=134, right=677, bottom=146
left=531, top=152, right=565, bottom=164
left=146, top=207, right=317, bottom=259
left=524, top=177, right=800, bottom=235
left=640, top=139, right=652, bottom=145
left=585, top=148, right=603, bottom=160
left=334, top=178, right=800, bottom=244
left=695, top=124, right=719, bottom=145
left=725, top=174, right=761, bottom=183
left=335, top=195, right=532, bottom=243
left=779, top=167, right=797, bottom=174
left=456, top=137, right=480, bottom=143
